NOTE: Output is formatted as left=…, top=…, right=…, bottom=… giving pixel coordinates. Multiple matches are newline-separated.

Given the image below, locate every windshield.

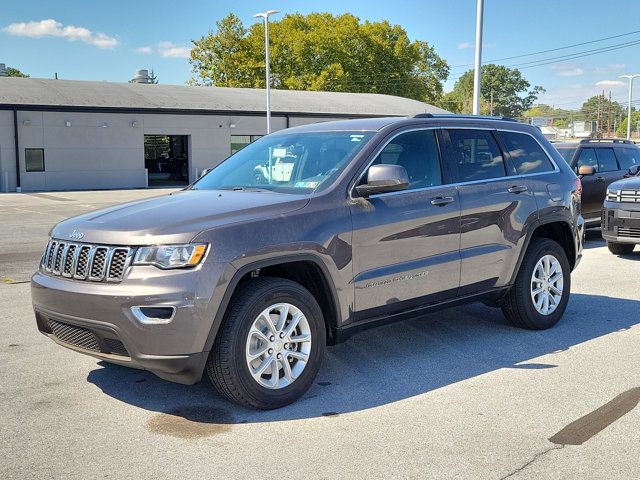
left=192, top=130, right=374, bottom=194
left=556, top=146, right=577, bottom=163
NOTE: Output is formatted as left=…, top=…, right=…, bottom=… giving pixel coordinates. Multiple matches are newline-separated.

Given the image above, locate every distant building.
left=0, top=77, right=447, bottom=192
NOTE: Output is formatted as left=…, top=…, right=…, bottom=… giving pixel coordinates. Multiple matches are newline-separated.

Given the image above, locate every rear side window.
left=445, top=129, right=506, bottom=182
left=617, top=148, right=640, bottom=170
left=498, top=131, right=555, bottom=174
left=594, top=148, right=619, bottom=172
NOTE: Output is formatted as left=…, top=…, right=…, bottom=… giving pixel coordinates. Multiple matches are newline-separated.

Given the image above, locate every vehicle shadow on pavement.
left=86, top=292, right=640, bottom=425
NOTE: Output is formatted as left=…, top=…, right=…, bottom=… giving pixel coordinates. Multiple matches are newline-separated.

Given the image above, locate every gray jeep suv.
left=32, top=115, right=584, bottom=409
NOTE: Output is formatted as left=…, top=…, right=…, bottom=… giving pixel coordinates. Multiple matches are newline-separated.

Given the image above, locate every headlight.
left=606, top=188, right=620, bottom=202
left=134, top=243, right=208, bottom=269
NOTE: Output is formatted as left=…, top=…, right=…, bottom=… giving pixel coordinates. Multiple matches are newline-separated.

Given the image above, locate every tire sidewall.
left=230, top=282, right=325, bottom=408
left=519, top=239, right=571, bottom=329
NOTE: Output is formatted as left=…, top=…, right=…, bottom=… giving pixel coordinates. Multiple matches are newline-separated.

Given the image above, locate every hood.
left=609, top=175, right=640, bottom=191
left=51, top=190, right=310, bottom=245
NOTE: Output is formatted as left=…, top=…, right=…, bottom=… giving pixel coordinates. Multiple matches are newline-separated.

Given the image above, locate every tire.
left=607, top=242, right=635, bottom=255
left=206, top=276, right=326, bottom=409
left=501, top=238, right=571, bottom=330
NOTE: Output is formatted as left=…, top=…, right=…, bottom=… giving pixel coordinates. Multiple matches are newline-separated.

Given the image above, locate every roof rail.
left=413, top=113, right=518, bottom=122
left=579, top=138, right=633, bottom=144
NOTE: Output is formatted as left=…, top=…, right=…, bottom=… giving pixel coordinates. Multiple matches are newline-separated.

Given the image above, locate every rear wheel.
left=607, top=241, right=635, bottom=255
left=206, top=277, right=325, bottom=409
left=501, top=238, right=571, bottom=330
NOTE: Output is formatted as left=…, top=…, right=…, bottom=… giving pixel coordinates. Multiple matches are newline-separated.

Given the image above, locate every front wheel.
left=607, top=241, right=635, bottom=255
left=206, top=277, right=325, bottom=409
left=501, top=238, right=571, bottom=330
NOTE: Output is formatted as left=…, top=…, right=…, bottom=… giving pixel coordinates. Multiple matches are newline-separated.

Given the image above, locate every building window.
left=25, top=148, right=45, bottom=172
left=231, top=135, right=262, bottom=155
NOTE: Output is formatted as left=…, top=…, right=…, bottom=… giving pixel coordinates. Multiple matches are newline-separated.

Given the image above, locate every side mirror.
left=577, top=165, right=595, bottom=176
left=200, top=168, right=211, bottom=178
left=628, top=165, right=640, bottom=177
left=355, top=164, right=409, bottom=197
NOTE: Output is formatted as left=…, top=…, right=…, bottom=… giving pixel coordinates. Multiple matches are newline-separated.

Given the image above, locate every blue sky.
left=1, top=0, right=639, bottom=109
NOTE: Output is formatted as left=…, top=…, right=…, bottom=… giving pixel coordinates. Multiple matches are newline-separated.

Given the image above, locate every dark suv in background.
left=32, top=115, right=584, bottom=409
left=555, top=139, right=640, bottom=226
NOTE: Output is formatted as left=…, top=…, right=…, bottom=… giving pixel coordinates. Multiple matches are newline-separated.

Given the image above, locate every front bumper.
left=31, top=261, right=227, bottom=384
left=601, top=203, right=640, bottom=244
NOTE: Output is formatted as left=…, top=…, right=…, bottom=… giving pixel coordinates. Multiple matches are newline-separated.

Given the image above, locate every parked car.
left=32, top=115, right=584, bottom=409
left=554, top=139, right=640, bottom=227
left=602, top=165, right=640, bottom=255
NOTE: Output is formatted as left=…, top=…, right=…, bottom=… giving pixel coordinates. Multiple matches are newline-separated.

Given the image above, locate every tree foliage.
left=189, top=13, right=449, bottom=103
left=616, top=111, right=640, bottom=138
left=6, top=66, right=29, bottom=77
left=440, top=64, right=544, bottom=117
left=580, top=95, right=625, bottom=124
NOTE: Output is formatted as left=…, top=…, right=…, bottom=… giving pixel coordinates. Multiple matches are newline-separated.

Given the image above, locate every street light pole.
left=620, top=74, right=640, bottom=140
left=472, top=0, right=484, bottom=115
left=254, top=10, right=280, bottom=134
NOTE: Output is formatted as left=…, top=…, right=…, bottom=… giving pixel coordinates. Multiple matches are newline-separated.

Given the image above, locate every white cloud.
left=3, top=19, right=118, bottom=49
left=136, top=46, right=152, bottom=54
left=158, top=41, right=190, bottom=58
left=550, top=64, right=584, bottom=77
left=595, top=63, right=626, bottom=74
left=458, top=42, right=473, bottom=49
left=596, top=80, right=626, bottom=87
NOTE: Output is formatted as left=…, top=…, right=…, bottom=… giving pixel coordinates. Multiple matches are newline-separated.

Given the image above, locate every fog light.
left=131, top=306, right=176, bottom=324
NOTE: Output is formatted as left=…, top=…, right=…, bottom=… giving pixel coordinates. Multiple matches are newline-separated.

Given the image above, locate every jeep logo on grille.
left=69, top=229, right=85, bottom=240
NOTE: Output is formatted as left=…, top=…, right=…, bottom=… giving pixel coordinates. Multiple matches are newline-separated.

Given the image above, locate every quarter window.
left=445, top=129, right=507, bottom=182
left=25, top=148, right=45, bottom=172
left=498, top=131, right=555, bottom=174
left=369, top=129, right=442, bottom=190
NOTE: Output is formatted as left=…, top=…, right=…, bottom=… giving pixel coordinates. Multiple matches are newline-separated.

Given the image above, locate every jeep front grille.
left=42, top=240, right=133, bottom=283
left=608, top=189, right=640, bottom=203
left=618, top=227, right=640, bottom=238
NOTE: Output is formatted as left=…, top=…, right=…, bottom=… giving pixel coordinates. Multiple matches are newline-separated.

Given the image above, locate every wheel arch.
left=509, top=218, right=577, bottom=287
left=202, top=254, right=342, bottom=353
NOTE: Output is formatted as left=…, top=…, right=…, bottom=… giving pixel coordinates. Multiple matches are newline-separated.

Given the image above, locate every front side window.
left=498, top=131, right=555, bottom=175
left=576, top=148, right=597, bottom=172
left=25, top=148, right=45, bottom=172
left=193, top=131, right=374, bottom=194
left=445, top=129, right=507, bottom=182
left=594, top=148, right=619, bottom=172
left=369, top=129, right=442, bottom=190
left=617, top=148, right=640, bottom=170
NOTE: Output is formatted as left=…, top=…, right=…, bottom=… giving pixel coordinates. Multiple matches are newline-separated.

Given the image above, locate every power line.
left=450, top=29, right=640, bottom=69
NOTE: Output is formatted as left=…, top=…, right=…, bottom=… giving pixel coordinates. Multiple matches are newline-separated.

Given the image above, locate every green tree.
left=189, top=13, right=449, bottom=103
left=148, top=68, right=158, bottom=84
left=442, top=64, right=544, bottom=117
left=616, top=111, right=640, bottom=138
left=581, top=95, right=626, bottom=126
left=6, top=66, right=29, bottom=77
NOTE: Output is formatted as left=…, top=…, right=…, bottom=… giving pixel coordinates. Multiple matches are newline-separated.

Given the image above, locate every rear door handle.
left=595, top=176, right=605, bottom=183
left=508, top=185, right=528, bottom=194
left=430, top=196, right=455, bottom=206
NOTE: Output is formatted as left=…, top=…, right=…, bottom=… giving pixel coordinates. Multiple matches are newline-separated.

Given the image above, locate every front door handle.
left=508, top=185, right=528, bottom=194
left=595, top=176, right=605, bottom=183
left=430, top=196, right=455, bottom=206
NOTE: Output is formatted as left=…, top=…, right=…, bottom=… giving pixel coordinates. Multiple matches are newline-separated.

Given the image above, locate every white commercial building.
left=0, top=77, right=447, bottom=192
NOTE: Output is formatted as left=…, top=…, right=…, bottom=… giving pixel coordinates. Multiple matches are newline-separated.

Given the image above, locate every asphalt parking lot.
left=1, top=189, right=639, bottom=479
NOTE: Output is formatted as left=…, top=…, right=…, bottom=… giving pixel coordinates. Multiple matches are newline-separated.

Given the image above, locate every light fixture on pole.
left=472, top=0, right=484, bottom=115
left=254, top=9, right=280, bottom=134
left=620, top=74, right=640, bottom=140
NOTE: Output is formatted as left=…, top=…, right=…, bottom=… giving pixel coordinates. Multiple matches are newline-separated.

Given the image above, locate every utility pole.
left=607, top=91, right=612, bottom=136
left=472, top=0, right=484, bottom=115
left=490, top=90, right=494, bottom=116
left=596, top=92, right=601, bottom=137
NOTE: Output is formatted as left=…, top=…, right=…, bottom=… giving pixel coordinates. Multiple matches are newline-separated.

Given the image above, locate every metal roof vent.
left=0, top=64, right=7, bottom=77
left=131, top=69, right=150, bottom=84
